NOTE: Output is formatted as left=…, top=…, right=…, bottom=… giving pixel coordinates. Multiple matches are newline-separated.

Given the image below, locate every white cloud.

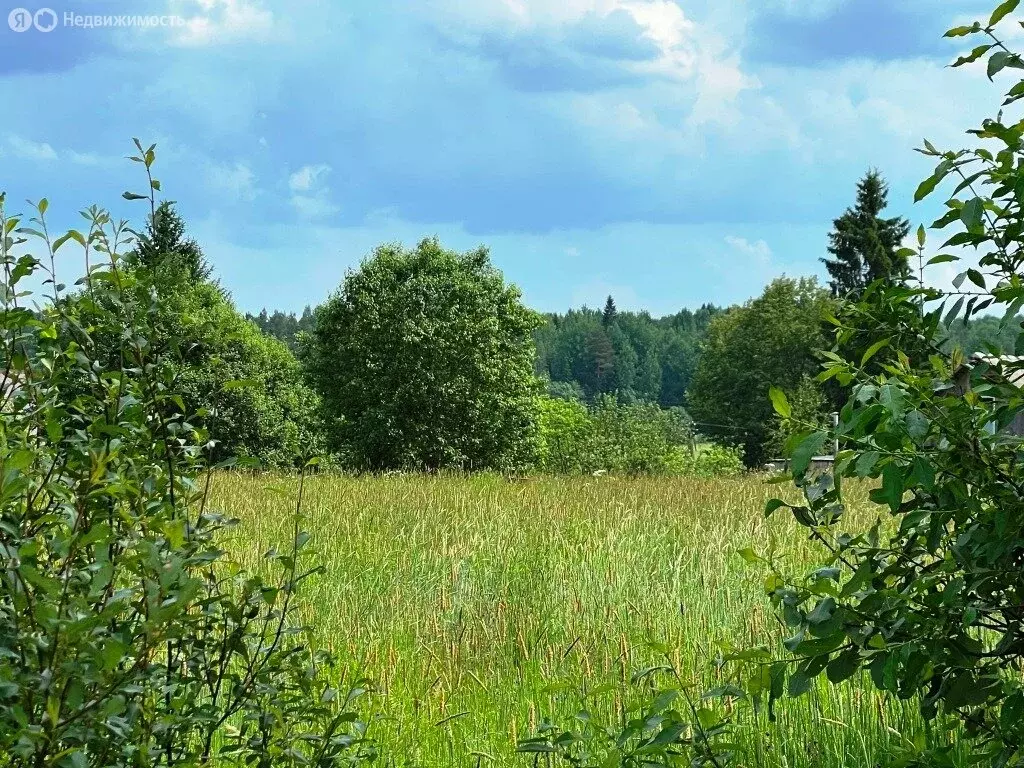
left=288, top=163, right=332, bottom=193
left=290, top=195, right=339, bottom=219
left=170, top=0, right=275, bottom=46
left=287, top=163, right=336, bottom=218
left=7, top=135, right=58, bottom=161
left=206, top=160, right=257, bottom=201
left=725, top=235, right=772, bottom=264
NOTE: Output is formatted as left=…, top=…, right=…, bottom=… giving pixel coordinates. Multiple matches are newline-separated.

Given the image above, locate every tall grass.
left=211, top=473, right=939, bottom=767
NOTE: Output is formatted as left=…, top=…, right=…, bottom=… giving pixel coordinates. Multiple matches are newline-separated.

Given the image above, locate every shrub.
left=760, top=7, right=1024, bottom=764
left=535, top=394, right=593, bottom=474
left=0, top=147, right=372, bottom=766
left=533, top=395, right=742, bottom=477
left=304, top=238, right=542, bottom=472
left=663, top=443, right=745, bottom=478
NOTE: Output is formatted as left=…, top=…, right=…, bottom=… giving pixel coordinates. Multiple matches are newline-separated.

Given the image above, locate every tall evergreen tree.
left=135, top=200, right=211, bottom=281
left=821, top=170, right=910, bottom=297
left=602, top=295, right=617, bottom=326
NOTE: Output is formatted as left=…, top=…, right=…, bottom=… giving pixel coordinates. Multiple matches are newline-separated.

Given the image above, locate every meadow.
left=212, top=473, right=937, bottom=767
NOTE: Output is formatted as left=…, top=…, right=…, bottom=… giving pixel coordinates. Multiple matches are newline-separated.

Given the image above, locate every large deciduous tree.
left=821, top=170, right=911, bottom=298
left=304, top=238, right=542, bottom=471
left=688, top=277, right=833, bottom=467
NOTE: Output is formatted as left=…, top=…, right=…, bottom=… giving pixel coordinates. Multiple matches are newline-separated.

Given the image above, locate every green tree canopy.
left=65, top=203, right=323, bottom=467
left=304, top=238, right=542, bottom=471
left=822, top=170, right=911, bottom=298
left=688, top=277, right=834, bottom=466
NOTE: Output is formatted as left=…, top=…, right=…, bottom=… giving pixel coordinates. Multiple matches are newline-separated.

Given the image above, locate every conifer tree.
left=821, top=170, right=910, bottom=297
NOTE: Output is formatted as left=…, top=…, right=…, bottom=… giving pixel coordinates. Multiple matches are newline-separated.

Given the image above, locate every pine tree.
left=821, top=171, right=910, bottom=298
left=602, top=295, right=617, bottom=327
left=135, top=201, right=211, bottom=281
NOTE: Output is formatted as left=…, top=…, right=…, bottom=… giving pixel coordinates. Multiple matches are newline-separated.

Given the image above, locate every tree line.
left=96, top=169, right=1017, bottom=474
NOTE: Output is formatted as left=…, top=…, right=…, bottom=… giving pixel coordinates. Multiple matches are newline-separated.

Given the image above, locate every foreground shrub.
left=0, top=147, right=372, bottom=766
left=761, top=7, right=1024, bottom=765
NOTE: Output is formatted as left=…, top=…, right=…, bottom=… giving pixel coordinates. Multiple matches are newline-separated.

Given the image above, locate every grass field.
left=210, top=473, right=940, bottom=768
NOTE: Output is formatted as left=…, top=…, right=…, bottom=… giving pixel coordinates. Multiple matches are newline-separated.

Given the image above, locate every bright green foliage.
left=534, top=394, right=734, bottom=476
left=519, top=666, right=740, bottom=767
left=767, top=374, right=830, bottom=460
left=762, top=9, right=1024, bottom=764
left=0, top=148, right=372, bottom=766
left=588, top=396, right=692, bottom=475
left=688, top=278, right=834, bottom=467
left=821, top=170, right=912, bottom=298
left=304, top=238, right=542, bottom=472
left=663, top=443, right=745, bottom=478
left=535, top=395, right=593, bottom=474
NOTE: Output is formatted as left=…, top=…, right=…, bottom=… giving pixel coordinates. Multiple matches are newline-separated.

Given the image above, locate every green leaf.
left=855, top=451, right=880, bottom=478
left=826, top=650, right=861, bottom=684
left=1001, top=691, right=1024, bottom=733
left=960, top=197, right=984, bottom=230
left=953, top=43, right=993, bottom=67
left=988, top=51, right=1016, bottom=79
left=906, top=410, right=931, bottom=439
left=737, top=547, right=761, bottom=564
left=990, top=0, right=1020, bottom=27
left=769, top=386, right=791, bottom=419
left=917, top=224, right=926, bottom=247
left=792, top=432, right=828, bottom=476
left=874, top=463, right=905, bottom=513
left=788, top=668, right=812, bottom=697
left=765, top=498, right=789, bottom=517
left=944, top=24, right=978, bottom=37
left=860, top=338, right=890, bottom=367
left=915, top=166, right=949, bottom=202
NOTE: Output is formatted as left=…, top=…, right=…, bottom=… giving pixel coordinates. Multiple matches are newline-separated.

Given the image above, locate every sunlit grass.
left=210, top=473, right=941, bottom=767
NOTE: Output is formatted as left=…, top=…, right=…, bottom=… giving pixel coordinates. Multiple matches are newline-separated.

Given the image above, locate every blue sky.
left=0, top=0, right=1008, bottom=315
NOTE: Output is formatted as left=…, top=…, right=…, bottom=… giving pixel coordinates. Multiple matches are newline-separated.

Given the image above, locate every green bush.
left=535, top=394, right=593, bottom=474
left=160, top=276, right=327, bottom=468
left=535, top=394, right=741, bottom=477
left=304, top=238, right=542, bottom=472
left=0, top=147, right=372, bottom=766
left=759, top=7, right=1024, bottom=765
left=663, top=443, right=745, bottom=478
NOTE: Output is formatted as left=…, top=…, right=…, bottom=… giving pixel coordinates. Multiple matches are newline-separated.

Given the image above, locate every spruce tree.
left=602, top=295, right=617, bottom=326
left=135, top=200, right=211, bottom=281
left=821, top=170, right=910, bottom=298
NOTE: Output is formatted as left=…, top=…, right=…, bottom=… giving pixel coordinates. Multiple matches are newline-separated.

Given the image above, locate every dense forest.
left=249, top=296, right=1018, bottom=408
